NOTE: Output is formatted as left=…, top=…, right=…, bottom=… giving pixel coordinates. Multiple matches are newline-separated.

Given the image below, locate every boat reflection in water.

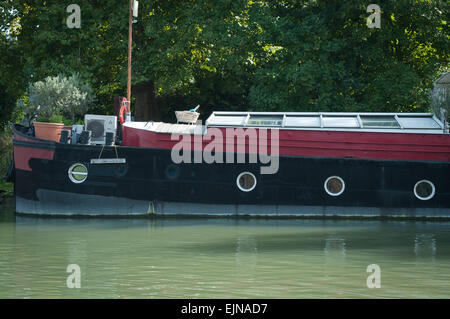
left=414, top=233, right=437, bottom=261
left=324, top=236, right=347, bottom=261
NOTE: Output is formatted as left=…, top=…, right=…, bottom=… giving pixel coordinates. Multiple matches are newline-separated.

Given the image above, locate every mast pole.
left=127, top=0, right=133, bottom=110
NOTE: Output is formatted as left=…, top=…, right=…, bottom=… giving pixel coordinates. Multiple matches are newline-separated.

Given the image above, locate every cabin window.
left=68, top=163, right=88, bottom=184
left=396, top=116, right=441, bottom=129
left=360, top=116, right=400, bottom=128
left=211, top=115, right=246, bottom=126
left=285, top=116, right=320, bottom=127
left=322, top=116, right=359, bottom=128
left=414, top=180, right=435, bottom=201
left=237, top=172, right=257, bottom=192
left=324, top=176, right=345, bottom=196
left=247, top=115, right=283, bottom=127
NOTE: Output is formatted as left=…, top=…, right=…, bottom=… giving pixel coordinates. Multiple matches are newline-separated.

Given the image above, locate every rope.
left=98, top=144, right=105, bottom=159
left=97, top=144, right=119, bottom=159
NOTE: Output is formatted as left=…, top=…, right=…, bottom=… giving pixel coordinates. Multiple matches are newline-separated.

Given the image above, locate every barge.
left=11, top=111, right=450, bottom=217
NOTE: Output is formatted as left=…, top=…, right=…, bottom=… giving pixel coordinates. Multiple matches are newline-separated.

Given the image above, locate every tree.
left=4, top=0, right=128, bottom=117
left=26, top=74, right=94, bottom=123
left=131, top=0, right=262, bottom=120
left=248, top=0, right=449, bottom=112
left=0, top=1, right=26, bottom=129
left=1, top=0, right=448, bottom=128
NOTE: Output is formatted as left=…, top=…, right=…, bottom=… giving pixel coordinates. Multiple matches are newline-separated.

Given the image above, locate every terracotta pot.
left=33, top=122, right=65, bottom=142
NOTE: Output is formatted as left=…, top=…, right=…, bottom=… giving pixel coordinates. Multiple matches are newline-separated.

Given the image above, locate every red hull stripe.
left=13, top=145, right=55, bottom=171
left=14, top=132, right=48, bottom=143
left=122, top=126, right=450, bottom=162
left=13, top=131, right=56, bottom=171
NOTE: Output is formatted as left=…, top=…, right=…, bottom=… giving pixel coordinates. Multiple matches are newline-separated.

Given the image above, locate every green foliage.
left=46, top=114, right=64, bottom=124
left=248, top=0, right=448, bottom=112
left=0, top=34, right=25, bottom=129
left=0, top=0, right=449, bottom=125
left=1, top=0, right=126, bottom=119
left=12, top=95, right=32, bottom=126
left=27, top=74, right=94, bottom=123
left=133, top=0, right=450, bottom=114
left=0, top=127, right=13, bottom=182
left=0, top=182, right=13, bottom=199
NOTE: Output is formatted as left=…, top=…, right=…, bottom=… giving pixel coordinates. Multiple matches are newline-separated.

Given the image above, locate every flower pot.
left=33, top=122, right=65, bottom=142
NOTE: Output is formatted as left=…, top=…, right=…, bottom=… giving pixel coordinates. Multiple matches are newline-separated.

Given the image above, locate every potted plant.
left=33, top=115, right=65, bottom=142
left=25, top=74, right=94, bottom=142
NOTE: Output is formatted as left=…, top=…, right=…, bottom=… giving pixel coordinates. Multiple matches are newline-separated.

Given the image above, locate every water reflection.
left=235, top=235, right=258, bottom=275
left=322, top=235, right=347, bottom=295
left=414, top=233, right=436, bottom=261
left=324, top=236, right=346, bottom=260
left=67, top=240, right=88, bottom=265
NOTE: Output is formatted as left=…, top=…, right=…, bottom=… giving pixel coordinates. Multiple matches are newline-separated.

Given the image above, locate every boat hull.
left=12, top=127, right=450, bottom=218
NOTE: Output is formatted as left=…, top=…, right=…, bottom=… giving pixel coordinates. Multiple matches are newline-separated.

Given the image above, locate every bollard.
left=79, top=130, right=92, bottom=145
left=60, top=130, right=70, bottom=144
left=105, top=132, right=115, bottom=146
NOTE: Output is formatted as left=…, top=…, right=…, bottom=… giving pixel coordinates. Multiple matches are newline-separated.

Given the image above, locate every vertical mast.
left=127, top=0, right=133, bottom=107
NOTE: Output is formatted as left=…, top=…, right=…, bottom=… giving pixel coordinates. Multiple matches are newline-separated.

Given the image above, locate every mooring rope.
left=97, top=144, right=119, bottom=159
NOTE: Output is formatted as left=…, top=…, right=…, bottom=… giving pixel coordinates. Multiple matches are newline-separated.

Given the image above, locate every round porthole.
left=114, top=164, right=128, bottom=178
left=237, top=172, right=257, bottom=192
left=324, top=176, right=345, bottom=196
left=414, top=180, right=435, bottom=201
left=165, top=164, right=181, bottom=180
left=68, top=163, right=88, bottom=184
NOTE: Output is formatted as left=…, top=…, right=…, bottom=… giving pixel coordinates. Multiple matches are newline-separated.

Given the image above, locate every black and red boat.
left=11, top=111, right=450, bottom=217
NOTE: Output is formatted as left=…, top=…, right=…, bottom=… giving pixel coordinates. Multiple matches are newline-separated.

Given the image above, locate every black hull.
left=13, top=139, right=450, bottom=217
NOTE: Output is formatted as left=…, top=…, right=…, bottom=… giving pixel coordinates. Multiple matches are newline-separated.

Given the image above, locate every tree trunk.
left=132, top=81, right=161, bottom=122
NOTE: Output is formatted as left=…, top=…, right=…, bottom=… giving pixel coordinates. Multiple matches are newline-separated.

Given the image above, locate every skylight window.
left=360, top=116, right=400, bottom=128
left=247, top=115, right=283, bottom=126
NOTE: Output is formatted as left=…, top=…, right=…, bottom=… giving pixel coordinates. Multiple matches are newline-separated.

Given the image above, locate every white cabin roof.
left=124, top=112, right=447, bottom=135
left=123, top=121, right=204, bottom=135
left=205, top=112, right=447, bottom=134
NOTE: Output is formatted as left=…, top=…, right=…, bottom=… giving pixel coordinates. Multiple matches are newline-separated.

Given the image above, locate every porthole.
left=165, top=164, right=180, bottom=180
left=324, top=176, right=345, bottom=196
left=236, top=172, right=257, bottom=192
left=68, top=163, right=88, bottom=184
left=414, top=180, right=435, bottom=201
left=114, top=163, right=128, bottom=178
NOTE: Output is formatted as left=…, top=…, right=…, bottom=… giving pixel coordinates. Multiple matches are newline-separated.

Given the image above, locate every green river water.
left=0, top=201, right=449, bottom=298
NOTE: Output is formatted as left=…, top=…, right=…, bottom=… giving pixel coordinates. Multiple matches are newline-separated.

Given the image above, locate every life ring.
left=119, top=97, right=128, bottom=124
